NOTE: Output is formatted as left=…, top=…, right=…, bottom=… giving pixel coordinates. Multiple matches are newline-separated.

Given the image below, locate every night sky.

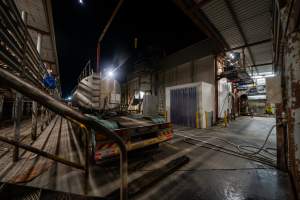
left=52, top=0, right=207, bottom=97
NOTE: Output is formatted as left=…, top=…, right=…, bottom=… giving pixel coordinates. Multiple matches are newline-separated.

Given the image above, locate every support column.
left=286, top=31, right=300, bottom=194
left=31, top=18, right=42, bottom=140
left=40, top=106, right=45, bottom=132
left=31, top=101, right=38, bottom=140
left=0, top=95, right=4, bottom=120
left=13, top=92, right=22, bottom=162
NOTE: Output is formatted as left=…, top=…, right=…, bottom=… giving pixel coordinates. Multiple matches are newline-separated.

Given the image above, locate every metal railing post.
left=13, top=92, right=22, bottom=162
left=0, top=95, right=4, bottom=120
left=31, top=101, right=38, bottom=140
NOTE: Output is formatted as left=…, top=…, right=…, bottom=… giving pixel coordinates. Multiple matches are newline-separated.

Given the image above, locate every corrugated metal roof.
left=250, top=42, right=273, bottom=65
left=257, top=65, right=273, bottom=73
left=199, top=0, right=272, bottom=72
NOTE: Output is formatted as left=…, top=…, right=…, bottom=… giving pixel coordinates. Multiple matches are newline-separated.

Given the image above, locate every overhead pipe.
left=96, top=0, right=124, bottom=74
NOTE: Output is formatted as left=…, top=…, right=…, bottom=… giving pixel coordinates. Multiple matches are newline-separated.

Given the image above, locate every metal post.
left=31, top=22, right=42, bottom=140
left=13, top=92, right=22, bottom=162
left=286, top=31, right=300, bottom=192
left=40, top=106, right=45, bottom=132
left=31, top=101, right=38, bottom=140
left=0, top=95, right=4, bottom=120
left=138, top=77, right=141, bottom=113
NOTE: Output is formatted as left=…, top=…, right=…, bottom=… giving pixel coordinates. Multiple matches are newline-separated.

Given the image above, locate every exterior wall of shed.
left=14, top=0, right=60, bottom=79
left=165, top=81, right=215, bottom=128
left=157, top=55, right=215, bottom=114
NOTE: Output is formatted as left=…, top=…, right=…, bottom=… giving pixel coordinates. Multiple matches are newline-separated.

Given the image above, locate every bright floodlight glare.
left=79, top=0, right=83, bottom=4
left=67, top=96, right=72, bottom=101
left=108, top=70, right=114, bottom=77
left=139, top=91, right=145, bottom=99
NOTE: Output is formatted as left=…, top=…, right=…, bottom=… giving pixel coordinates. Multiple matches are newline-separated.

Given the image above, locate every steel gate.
left=170, top=87, right=197, bottom=127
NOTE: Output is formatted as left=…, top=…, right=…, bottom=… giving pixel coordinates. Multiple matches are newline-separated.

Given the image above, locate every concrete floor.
left=0, top=116, right=295, bottom=199
left=134, top=117, right=294, bottom=200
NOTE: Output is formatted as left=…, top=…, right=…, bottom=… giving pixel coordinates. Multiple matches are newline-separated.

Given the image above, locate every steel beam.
left=251, top=62, right=273, bottom=68
left=173, top=0, right=229, bottom=51
left=192, top=0, right=214, bottom=10
left=226, top=39, right=272, bottom=52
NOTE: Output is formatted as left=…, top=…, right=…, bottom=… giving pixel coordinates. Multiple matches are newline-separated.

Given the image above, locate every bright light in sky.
left=79, top=0, right=84, bottom=5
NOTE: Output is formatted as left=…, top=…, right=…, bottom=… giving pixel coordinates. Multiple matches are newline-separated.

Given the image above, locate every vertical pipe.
left=196, top=111, right=199, bottom=128
left=40, top=106, right=45, bottom=132
left=242, top=48, right=245, bottom=69
left=138, top=76, right=141, bottom=113
left=0, top=95, right=4, bottom=120
left=96, top=43, right=101, bottom=74
left=214, top=56, right=218, bottom=123
left=13, top=92, right=22, bottom=162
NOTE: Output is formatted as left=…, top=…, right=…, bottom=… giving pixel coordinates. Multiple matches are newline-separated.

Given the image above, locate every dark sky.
left=52, top=0, right=207, bottom=97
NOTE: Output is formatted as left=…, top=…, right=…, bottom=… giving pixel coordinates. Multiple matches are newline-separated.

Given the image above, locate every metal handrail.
left=0, top=67, right=128, bottom=200
left=78, top=60, right=92, bottom=82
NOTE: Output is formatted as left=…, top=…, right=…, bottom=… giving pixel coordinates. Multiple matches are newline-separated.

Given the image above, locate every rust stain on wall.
left=293, top=81, right=300, bottom=108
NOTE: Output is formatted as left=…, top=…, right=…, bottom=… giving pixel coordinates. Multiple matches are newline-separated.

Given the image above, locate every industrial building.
left=0, top=0, right=299, bottom=199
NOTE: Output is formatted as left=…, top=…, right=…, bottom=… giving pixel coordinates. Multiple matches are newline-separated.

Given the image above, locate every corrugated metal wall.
left=126, top=55, right=215, bottom=114
left=158, top=55, right=215, bottom=112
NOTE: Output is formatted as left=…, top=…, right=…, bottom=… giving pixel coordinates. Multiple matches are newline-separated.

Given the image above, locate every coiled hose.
left=174, top=124, right=277, bottom=166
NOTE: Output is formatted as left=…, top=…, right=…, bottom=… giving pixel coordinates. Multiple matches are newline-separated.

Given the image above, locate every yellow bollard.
left=224, top=111, right=228, bottom=127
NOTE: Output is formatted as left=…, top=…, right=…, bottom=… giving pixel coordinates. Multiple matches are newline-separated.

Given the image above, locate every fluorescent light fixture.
left=248, top=95, right=266, bottom=100
left=251, top=74, right=275, bottom=79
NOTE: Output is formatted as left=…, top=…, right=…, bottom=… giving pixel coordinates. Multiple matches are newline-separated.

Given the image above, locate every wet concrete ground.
left=0, top=116, right=295, bottom=199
